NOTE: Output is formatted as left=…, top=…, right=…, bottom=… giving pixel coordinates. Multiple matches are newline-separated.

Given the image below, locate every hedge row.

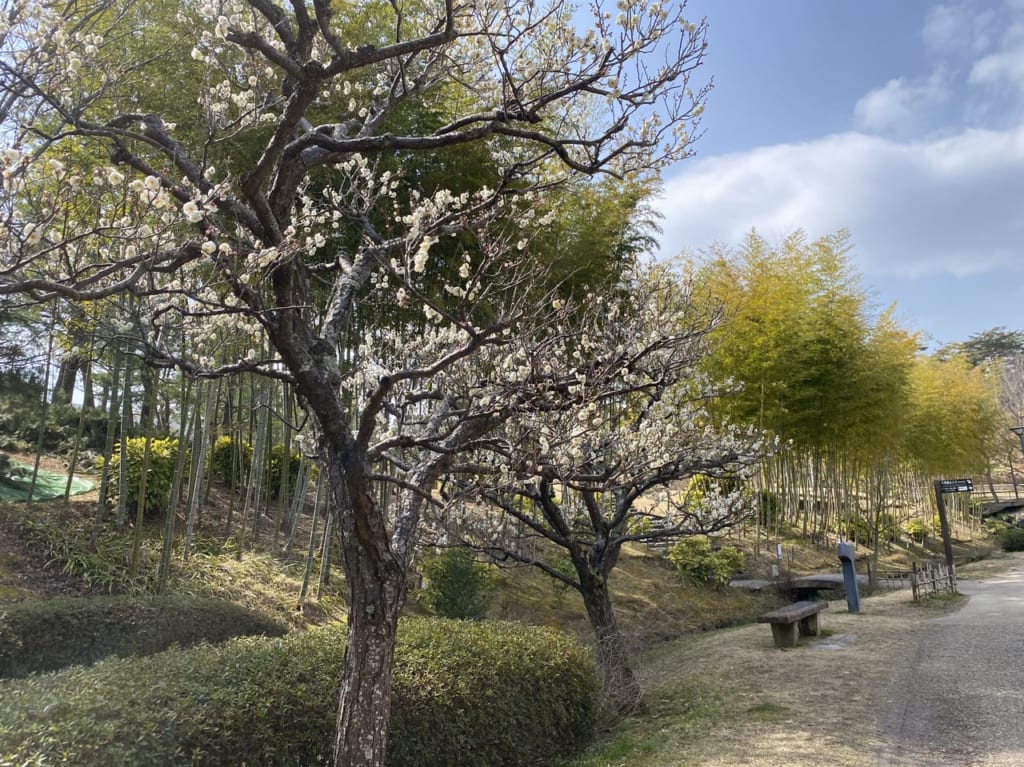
left=0, top=595, right=288, bottom=678
left=0, top=618, right=599, bottom=766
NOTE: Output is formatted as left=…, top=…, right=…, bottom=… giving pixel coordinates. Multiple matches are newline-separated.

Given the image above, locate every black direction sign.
left=938, top=478, right=974, bottom=493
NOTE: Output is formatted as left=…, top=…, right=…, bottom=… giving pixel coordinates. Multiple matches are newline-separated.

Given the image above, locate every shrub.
left=420, top=548, right=497, bottom=620
left=208, top=434, right=252, bottom=486
left=546, top=553, right=578, bottom=603
left=904, top=516, right=941, bottom=543
left=668, top=536, right=745, bottom=586
left=0, top=595, right=287, bottom=678
left=390, top=620, right=598, bottom=767
left=998, top=527, right=1024, bottom=552
left=985, top=518, right=1009, bottom=535
left=904, top=517, right=927, bottom=542
left=839, top=512, right=898, bottom=545
left=267, top=443, right=302, bottom=497
left=101, top=437, right=182, bottom=517
left=207, top=437, right=301, bottom=497
left=0, top=618, right=599, bottom=767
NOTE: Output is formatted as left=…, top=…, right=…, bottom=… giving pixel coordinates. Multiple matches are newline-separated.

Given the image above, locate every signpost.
left=933, top=478, right=974, bottom=571
left=938, top=478, right=974, bottom=494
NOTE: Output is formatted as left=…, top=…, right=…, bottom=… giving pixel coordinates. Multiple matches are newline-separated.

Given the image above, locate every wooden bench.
left=757, top=600, right=828, bottom=648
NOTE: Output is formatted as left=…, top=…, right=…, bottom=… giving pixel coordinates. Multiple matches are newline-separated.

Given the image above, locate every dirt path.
left=622, top=553, right=1023, bottom=767
left=643, top=593, right=939, bottom=766
left=875, top=558, right=1024, bottom=766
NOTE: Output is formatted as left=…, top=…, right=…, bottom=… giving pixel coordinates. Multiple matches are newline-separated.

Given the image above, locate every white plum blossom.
left=412, top=236, right=436, bottom=273
left=182, top=200, right=203, bottom=223
left=22, top=223, right=43, bottom=246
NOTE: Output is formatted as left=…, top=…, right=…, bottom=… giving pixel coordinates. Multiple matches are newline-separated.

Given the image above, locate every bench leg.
left=770, top=622, right=798, bottom=648
left=797, top=613, right=820, bottom=637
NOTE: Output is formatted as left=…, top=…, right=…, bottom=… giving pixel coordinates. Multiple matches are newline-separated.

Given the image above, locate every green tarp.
left=0, top=461, right=95, bottom=502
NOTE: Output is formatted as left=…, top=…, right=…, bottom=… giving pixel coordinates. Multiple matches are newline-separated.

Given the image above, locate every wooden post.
left=933, top=480, right=956, bottom=573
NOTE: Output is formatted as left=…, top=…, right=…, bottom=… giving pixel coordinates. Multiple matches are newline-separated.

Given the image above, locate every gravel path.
left=875, top=566, right=1024, bottom=766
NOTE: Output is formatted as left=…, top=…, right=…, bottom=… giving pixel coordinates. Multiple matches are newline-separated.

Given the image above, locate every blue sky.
left=654, top=0, right=1024, bottom=350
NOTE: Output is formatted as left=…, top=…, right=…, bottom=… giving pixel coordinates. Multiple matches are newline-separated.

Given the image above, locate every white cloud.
left=857, top=2, right=1024, bottom=137
left=970, top=35, right=1024, bottom=87
left=922, top=2, right=996, bottom=56
left=654, top=126, right=1024, bottom=280
left=854, top=72, right=949, bottom=135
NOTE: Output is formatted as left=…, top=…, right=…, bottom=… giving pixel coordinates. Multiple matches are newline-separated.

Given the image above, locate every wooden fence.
left=911, top=561, right=957, bottom=601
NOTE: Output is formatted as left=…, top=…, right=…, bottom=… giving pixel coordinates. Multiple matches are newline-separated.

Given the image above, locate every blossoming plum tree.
left=0, top=0, right=709, bottom=763
left=431, top=263, right=766, bottom=716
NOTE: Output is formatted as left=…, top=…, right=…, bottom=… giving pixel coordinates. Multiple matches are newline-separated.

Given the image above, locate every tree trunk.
left=184, top=380, right=216, bottom=560
left=284, top=456, right=310, bottom=554
left=158, top=376, right=193, bottom=593
left=115, top=354, right=133, bottom=529
left=52, top=353, right=80, bottom=404
left=332, top=597, right=400, bottom=767
left=82, top=356, right=95, bottom=410
left=27, top=323, right=55, bottom=505
left=575, top=562, right=642, bottom=720
left=274, top=386, right=292, bottom=546
left=298, top=472, right=324, bottom=603
left=240, top=383, right=270, bottom=555
left=129, top=379, right=159, bottom=578
left=93, top=346, right=121, bottom=539
left=327, top=454, right=406, bottom=767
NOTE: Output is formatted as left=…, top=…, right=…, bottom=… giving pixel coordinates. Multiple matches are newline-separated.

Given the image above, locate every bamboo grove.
left=696, top=229, right=1017, bottom=564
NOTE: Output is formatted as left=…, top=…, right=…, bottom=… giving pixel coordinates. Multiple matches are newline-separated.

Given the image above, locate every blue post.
left=837, top=541, right=861, bottom=614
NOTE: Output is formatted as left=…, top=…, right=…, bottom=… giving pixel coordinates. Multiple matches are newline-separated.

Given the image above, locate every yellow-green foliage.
left=668, top=537, right=745, bottom=586
left=103, top=437, right=182, bottom=517
left=208, top=435, right=252, bottom=485
left=0, top=619, right=599, bottom=767
left=903, top=515, right=941, bottom=543
left=839, top=512, right=898, bottom=544
left=208, top=436, right=301, bottom=496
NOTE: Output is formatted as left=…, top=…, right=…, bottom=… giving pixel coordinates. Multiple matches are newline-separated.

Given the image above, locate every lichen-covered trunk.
left=332, top=576, right=402, bottom=767
left=326, top=450, right=405, bottom=767
left=576, top=565, right=643, bottom=720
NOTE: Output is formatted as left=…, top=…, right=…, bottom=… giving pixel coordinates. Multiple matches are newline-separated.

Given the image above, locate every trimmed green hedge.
left=0, top=595, right=288, bottom=678
left=390, top=620, right=597, bottom=766
left=0, top=618, right=598, bottom=766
